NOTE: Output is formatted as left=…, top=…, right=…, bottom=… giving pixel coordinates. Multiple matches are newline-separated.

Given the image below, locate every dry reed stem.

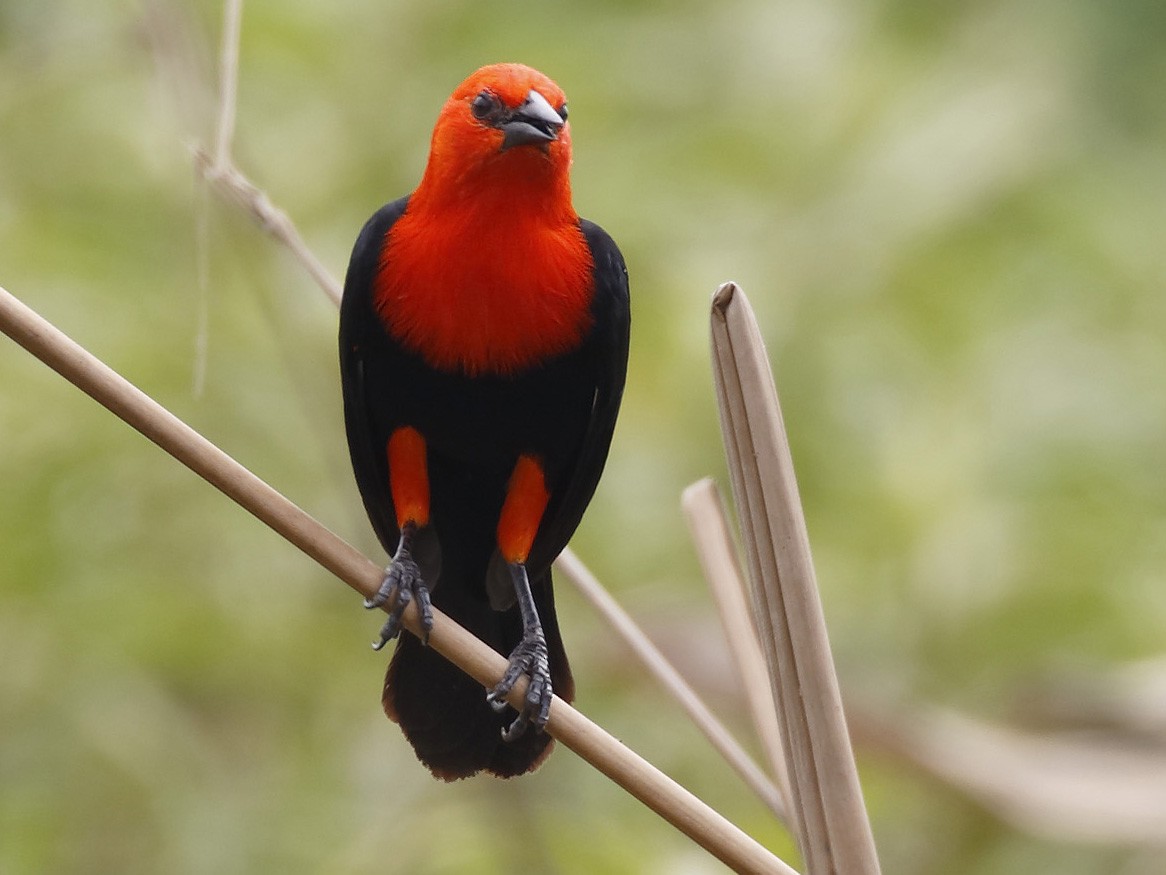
left=683, top=478, right=792, bottom=814
left=710, top=282, right=880, bottom=874
left=195, top=0, right=341, bottom=306
left=213, top=0, right=242, bottom=168
left=0, top=283, right=797, bottom=875
left=193, top=148, right=342, bottom=306
left=555, top=548, right=788, bottom=822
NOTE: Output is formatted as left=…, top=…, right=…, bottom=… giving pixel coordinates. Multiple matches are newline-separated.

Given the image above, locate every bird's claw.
left=365, top=554, right=433, bottom=650
left=486, top=629, right=553, bottom=741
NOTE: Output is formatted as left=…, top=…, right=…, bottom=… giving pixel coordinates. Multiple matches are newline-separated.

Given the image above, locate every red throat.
left=374, top=196, right=593, bottom=376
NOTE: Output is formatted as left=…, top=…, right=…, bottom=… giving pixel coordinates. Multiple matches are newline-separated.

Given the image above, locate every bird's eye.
left=557, top=103, right=568, bottom=122
left=470, top=91, right=501, bottom=121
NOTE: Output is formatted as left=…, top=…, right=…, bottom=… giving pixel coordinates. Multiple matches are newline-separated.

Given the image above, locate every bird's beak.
left=499, top=90, right=565, bottom=151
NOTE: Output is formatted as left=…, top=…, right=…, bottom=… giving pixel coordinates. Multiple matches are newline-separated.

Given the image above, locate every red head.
left=410, top=63, right=574, bottom=217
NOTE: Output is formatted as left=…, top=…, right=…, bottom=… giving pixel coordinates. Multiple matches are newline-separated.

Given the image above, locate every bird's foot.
left=365, top=531, right=433, bottom=649
left=486, top=626, right=553, bottom=741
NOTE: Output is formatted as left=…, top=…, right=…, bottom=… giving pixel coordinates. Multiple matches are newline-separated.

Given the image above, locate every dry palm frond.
left=709, top=282, right=880, bottom=875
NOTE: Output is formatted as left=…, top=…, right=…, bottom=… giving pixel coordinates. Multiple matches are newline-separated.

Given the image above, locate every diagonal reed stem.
left=555, top=548, right=788, bottom=822
left=0, top=283, right=798, bottom=875
left=683, top=477, right=792, bottom=815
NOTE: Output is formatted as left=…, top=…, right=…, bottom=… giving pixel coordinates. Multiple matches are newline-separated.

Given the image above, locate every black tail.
left=382, top=569, right=573, bottom=780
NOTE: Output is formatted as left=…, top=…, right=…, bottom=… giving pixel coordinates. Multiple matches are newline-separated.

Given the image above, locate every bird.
left=339, top=63, right=630, bottom=780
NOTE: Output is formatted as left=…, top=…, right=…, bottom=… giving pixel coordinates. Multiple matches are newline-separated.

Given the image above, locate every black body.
left=339, top=196, right=630, bottom=778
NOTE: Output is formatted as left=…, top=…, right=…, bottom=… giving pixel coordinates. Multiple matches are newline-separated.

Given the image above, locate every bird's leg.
left=486, top=454, right=554, bottom=739
left=365, top=521, right=434, bottom=650
left=366, top=426, right=434, bottom=649
left=486, top=561, right=553, bottom=740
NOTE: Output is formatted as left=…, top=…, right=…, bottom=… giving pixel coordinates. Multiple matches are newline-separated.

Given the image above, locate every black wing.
left=527, top=218, right=631, bottom=573
left=339, top=196, right=411, bottom=555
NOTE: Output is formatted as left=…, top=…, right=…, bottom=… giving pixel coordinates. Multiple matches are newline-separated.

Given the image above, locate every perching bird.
left=339, top=63, right=630, bottom=779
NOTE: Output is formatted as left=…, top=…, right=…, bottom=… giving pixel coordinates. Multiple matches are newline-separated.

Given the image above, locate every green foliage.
left=1, top=0, right=1164, bottom=872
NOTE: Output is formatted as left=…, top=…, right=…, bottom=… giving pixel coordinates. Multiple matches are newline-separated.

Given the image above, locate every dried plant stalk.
left=683, top=477, right=792, bottom=814
left=0, top=283, right=797, bottom=875
left=555, top=548, right=788, bottom=822
left=194, top=149, right=342, bottom=307
left=710, top=282, right=880, bottom=875
left=212, top=0, right=243, bottom=167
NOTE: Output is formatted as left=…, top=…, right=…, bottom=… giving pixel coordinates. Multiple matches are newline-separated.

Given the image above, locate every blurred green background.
left=2, top=0, right=1165, bottom=872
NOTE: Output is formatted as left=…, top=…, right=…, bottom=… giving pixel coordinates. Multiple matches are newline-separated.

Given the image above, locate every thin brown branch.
left=193, top=148, right=342, bottom=306
left=711, top=282, right=880, bottom=874
left=554, top=548, right=788, bottom=823
left=196, top=0, right=342, bottom=307
left=0, top=284, right=797, bottom=875
left=213, top=0, right=243, bottom=168
left=1, top=284, right=375, bottom=593
left=683, top=477, right=792, bottom=814
left=193, top=0, right=341, bottom=305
